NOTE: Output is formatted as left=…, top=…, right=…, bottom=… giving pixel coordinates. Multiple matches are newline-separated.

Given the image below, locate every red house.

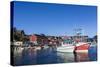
left=29, top=35, right=37, bottom=42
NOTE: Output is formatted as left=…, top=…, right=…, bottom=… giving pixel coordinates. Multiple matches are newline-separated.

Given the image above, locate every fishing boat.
left=57, top=42, right=75, bottom=52
left=73, top=28, right=90, bottom=53
left=57, top=45, right=75, bottom=52
left=75, top=42, right=90, bottom=53
left=57, top=36, right=75, bottom=52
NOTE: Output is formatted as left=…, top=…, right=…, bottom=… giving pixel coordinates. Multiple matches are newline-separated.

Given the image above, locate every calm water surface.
left=13, top=46, right=97, bottom=66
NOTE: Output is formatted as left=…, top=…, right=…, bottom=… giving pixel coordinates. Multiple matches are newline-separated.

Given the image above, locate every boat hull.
left=75, top=43, right=89, bottom=53
left=57, top=46, right=75, bottom=52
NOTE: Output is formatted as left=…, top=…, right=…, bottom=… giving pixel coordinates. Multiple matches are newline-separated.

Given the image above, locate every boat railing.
left=87, top=42, right=97, bottom=47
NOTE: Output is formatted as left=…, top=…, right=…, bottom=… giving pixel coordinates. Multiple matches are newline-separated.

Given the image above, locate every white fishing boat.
left=57, top=42, right=75, bottom=52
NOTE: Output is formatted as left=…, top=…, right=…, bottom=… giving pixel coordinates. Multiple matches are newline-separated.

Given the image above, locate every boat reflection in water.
left=13, top=46, right=97, bottom=66
left=57, top=52, right=75, bottom=62
left=74, top=52, right=89, bottom=62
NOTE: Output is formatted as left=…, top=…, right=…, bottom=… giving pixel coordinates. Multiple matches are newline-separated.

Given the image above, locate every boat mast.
left=74, top=28, right=82, bottom=42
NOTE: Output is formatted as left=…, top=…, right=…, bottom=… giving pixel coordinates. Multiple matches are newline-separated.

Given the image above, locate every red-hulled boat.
left=75, top=42, right=90, bottom=53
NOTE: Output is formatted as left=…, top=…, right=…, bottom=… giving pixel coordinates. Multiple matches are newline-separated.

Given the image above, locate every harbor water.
left=12, top=46, right=97, bottom=66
